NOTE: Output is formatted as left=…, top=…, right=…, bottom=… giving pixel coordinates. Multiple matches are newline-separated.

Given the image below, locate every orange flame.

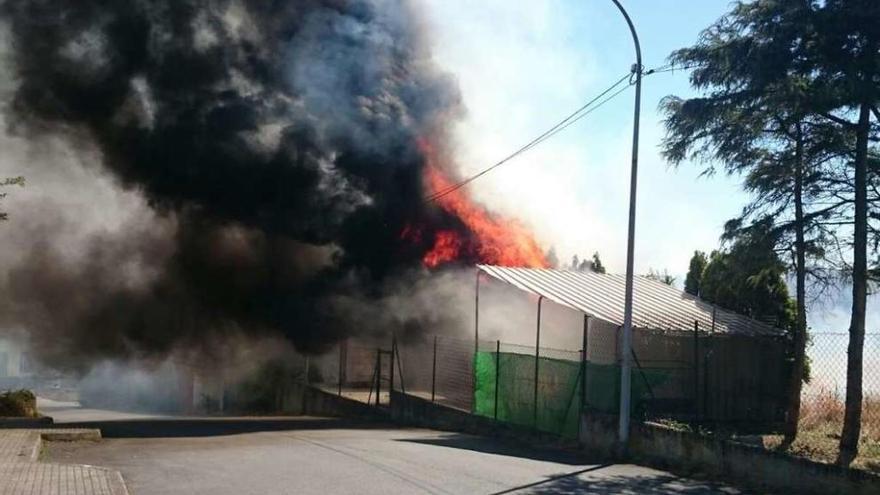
left=422, top=230, right=463, bottom=268
left=419, top=142, right=549, bottom=269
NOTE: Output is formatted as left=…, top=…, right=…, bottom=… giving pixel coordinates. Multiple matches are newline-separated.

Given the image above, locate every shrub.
left=0, top=389, right=38, bottom=417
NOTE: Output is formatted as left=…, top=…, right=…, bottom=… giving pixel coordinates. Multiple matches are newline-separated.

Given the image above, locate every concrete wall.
left=391, top=391, right=580, bottom=450
left=289, top=385, right=880, bottom=495
left=631, top=422, right=880, bottom=495
left=285, top=387, right=579, bottom=450
left=578, top=413, right=621, bottom=459
left=577, top=414, right=880, bottom=495
left=282, top=383, right=387, bottom=421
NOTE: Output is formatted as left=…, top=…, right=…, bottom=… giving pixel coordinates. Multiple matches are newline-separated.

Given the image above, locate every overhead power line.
left=424, top=63, right=696, bottom=204
left=425, top=72, right=631, bottom=203
left=522, top=83, right=633, bottom=153
left=646, top=62, right=700, bottom=74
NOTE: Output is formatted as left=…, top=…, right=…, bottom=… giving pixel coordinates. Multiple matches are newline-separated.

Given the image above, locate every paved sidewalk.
left=0, top=429, right=128, bottom=495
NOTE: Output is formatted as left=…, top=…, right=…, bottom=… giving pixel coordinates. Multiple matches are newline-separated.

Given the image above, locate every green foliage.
left=568, top=252, right=606, bottom=274
left=699, top=225, right=796, bottom=331
left=684, top=251, right=708, bottom=296
left=590, top=252, right=606, bottom=274
left=645, top=268, right=676, bottom=286
left=662, top=0, right=880, bottom=460
left=659, top=0, right=848, bottom=267
left=1, top=177, right=24, bottom=186
left=0, top=176, right=24, bottom=222
left=0, top=389, right=38, bottom=417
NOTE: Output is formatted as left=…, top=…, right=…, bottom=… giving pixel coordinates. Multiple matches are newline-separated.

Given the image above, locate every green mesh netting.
left=474, top=351, right=581, bottom=438
left=581, top=362, right=676, bottom=415
left=474, top=351, right=674, bottom=438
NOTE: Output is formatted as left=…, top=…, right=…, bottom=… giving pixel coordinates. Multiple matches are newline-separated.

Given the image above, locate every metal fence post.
left=304, top=355, right=310, bottom=386
left=693, top=320, right=700, bottom=420
left=581, top=316, right=589, bottom=412
left=474, top=270, right=480, bottom=360
left=494, top=339, right=501, bottom=420
left=338, top=339, right=345, bottom=396
left=703, top=337, right=710, bottom=421
left=375, top=349, right=381, bottom=407
left=534, top=296, right=544, bottom=429
left=390, top=335, right=396, bottom=395
left=578, top=316, right=589, bottom=441
left=473, top=271, right=480, bottom=414
left=394, top=337, right=405, bottom=396
left=431, top=335, right=437, bottom=403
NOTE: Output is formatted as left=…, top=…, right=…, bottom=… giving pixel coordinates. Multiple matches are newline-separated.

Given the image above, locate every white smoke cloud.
left=420, top=0, right=625, bottom=268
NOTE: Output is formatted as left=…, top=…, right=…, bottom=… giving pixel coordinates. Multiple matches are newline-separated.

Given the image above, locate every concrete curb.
left=0, top=416, right=54, bottom=428
left=40, top=429, right=102, bottom=442
left=111, top=470, right=130, bottom=495
left=29, top=429, right=103, bottom=462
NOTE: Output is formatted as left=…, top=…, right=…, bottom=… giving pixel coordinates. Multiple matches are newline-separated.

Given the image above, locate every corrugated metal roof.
left=477, top=265, right=784, bottom=337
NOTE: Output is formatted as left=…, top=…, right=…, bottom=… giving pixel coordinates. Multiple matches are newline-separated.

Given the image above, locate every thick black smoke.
left=0, top=0, right=470, bottom=368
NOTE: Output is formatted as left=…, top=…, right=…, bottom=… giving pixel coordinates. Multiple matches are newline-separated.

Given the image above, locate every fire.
left=422, top=230, right=463, bottom=268
left=417, top=141, right=550, bottom=269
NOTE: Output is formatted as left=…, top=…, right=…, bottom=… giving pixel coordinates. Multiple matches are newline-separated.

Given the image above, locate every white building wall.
left=0, top=338, right=24, bottom=377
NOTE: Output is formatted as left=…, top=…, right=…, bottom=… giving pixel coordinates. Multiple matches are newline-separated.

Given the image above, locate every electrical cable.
left=425, top=72, right=631, bottom=202
left=425, top=62, right=698, bottom=203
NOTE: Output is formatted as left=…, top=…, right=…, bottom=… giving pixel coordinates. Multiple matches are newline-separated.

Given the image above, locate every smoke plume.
left=0, top=0, right=545, bottom=369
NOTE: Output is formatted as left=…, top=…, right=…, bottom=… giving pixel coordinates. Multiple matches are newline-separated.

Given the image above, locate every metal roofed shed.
left=473, top=265, right=792, bottom=432
left=476, top=265, right=784, bottom=337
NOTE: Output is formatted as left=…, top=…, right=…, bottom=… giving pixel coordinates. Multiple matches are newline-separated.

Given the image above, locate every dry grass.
left=764, top=393, right=880, bottom=473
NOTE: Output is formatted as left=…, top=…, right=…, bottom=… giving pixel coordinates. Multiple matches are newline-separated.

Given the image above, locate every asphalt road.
left=40, top=399, right=744, bottom=495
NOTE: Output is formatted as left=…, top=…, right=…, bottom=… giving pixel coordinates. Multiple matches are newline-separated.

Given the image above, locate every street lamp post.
left=609, top=0, right=642, bottom=448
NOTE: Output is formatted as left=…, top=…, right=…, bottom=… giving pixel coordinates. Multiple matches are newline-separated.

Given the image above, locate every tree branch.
left=820, top=112, right=857, bottom=128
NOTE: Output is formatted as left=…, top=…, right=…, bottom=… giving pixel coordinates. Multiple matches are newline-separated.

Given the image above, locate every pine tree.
left=0, top=176, right=25, bottom=222
left=810, top=0, right=880, bottom=465
left=684, top=251, right=707, bottom=296
left=660, top=0, right=842, bottom=447
left=589, top=252, right=606, bottom=274
left=645, top=268, right=676, bottom=286
left=663, top=0, right=880, bottom=462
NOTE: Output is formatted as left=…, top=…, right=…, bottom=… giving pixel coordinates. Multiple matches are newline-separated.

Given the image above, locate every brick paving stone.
left=0, top=430, right=40, bottom=463
left=0, top=429, right=128, bottom=495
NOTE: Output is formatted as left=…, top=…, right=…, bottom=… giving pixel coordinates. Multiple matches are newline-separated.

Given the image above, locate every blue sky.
left=421, top=0, right=876, bottom=333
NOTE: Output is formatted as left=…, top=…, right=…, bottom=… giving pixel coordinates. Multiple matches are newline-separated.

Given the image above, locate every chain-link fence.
left=307, top=326, right=789, bottom=437
left=395, top=335, right=476, bottom=411
left=797, top=333, right=880, bottom=454
left=389, top=323, right=688, bottom=439
left=304, top=335, right=476, bottom=411
left=301, top=329, right=880, bottom=455
left=306, top=338, right=393, bottom=405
